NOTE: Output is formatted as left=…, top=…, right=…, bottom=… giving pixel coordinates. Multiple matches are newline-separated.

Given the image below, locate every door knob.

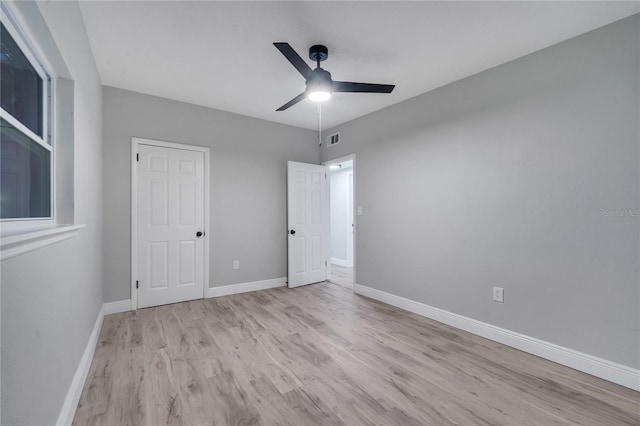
left=290, top=229, right=296, bottom=235
left=196, top=231, right=204, bottom=237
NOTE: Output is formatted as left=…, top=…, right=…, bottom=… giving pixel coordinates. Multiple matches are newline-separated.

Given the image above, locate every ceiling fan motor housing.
left=309, top=44, right=328, bottom=63
left=306, top=68, right=333, bottom=93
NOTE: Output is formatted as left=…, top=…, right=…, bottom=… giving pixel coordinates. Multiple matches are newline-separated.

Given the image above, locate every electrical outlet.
left=493, top=287, right=504, bottom=303
left=233, top=260, right=239, bottom=270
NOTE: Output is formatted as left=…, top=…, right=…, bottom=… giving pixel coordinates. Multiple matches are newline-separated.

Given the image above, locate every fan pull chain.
left=318, top=103, right=322, bottom=146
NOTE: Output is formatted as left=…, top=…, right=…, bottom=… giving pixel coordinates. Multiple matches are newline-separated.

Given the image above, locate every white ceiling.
left=79, top=1, right=639, bottom=130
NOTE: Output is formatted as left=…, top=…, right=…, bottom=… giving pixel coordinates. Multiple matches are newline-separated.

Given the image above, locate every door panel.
left=287, top=161, right=327, bottom=287
left=137, top=144, right=205, bottom=308
left=178, top=240, right=196, bottom=285
left=178, top=183, right=196, bottom=225
left=149, top=181, right=168, bottom=225
left=311, top=236, right=322, bottom=270
left=148, top=241, right=168, bottom=289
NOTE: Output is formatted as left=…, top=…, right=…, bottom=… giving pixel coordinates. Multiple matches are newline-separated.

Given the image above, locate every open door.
left=287, top=161, right=328, bottom=288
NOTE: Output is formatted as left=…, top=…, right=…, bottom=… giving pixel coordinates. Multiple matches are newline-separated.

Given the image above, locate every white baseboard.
left=354, top=284, right=640, bottom=392
left=330, top=257, right=353, bottom=268
left=107, top=279, right=288, bottom=311
left=56, top=305, right=105, bottom=426
left=206, top=277, right=287, bottom=298
left=103, top=299, right=133, bottom=315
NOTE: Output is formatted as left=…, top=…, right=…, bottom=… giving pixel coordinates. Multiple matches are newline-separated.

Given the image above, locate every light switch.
left=357, top=206, right=363, bottom=216
left=493, top=287, right=504, bottom=303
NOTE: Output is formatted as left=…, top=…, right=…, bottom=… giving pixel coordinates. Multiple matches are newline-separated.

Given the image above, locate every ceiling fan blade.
left=276, top=92, right=307, bottom=111
left=274, top=43, right=313, bottom=79
left=333, top=81, right=395, bottom=93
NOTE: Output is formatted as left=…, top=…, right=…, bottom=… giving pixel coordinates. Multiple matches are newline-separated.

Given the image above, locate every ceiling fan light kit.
left=274, top=42, right=395, bottom=111
left=306, top=68, right=332, bottom=102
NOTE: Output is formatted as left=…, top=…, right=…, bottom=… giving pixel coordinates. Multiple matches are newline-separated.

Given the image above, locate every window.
left=0, top=16, right=52, bottom=221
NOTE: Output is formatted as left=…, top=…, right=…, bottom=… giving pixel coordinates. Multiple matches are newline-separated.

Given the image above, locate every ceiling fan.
left=273, top=43, right=395, bottom=111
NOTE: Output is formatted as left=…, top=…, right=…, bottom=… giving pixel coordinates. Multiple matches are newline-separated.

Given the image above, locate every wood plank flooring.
left=330, top=264, right=354, bottom=288
left=74, top=283, right=640, bottom=426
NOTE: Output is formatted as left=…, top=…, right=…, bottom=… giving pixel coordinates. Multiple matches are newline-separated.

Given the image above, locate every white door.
left=137, top=144, right=205, bottom=308
left=287, top=161, right=328, bottom=287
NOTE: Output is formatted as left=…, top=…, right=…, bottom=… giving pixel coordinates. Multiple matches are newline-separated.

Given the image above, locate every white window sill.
left=0, top=224, right=85, bottom=261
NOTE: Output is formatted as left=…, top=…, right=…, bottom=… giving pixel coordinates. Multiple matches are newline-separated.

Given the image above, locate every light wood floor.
left=330, top=264, right=354, bottom=288
left=74, top=283, right=639, bottom=426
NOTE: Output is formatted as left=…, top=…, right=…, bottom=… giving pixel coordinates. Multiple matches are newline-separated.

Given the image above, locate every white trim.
left=0, top=4, right=56, bottom=225
left=205, top=277, right=287, bottom=298
left=0, top=6, right=48, bottom=80
left=0, top=2, right=58, bottom=80
left=56, top=305, right=105, bottom=426
left=0, top=224, right=84, bottom=261
left=104, top=300, right=133, bottom=315
left=131, top=140, right=138, bottom=310
left=354, top=284, right=640, bottom=391
left=131, top=137, right=211, bottom=310
left=0, top=108, right=50, bottom=150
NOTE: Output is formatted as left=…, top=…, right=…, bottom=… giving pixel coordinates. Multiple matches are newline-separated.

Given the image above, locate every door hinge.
left=136, top=280, right=139, bottom=289
left=325, top=259, right=327, bottom=266
left=136, top=153, right=139, bottom=162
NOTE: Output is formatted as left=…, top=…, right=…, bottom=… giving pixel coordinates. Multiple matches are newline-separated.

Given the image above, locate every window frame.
left=0, top=4, right=55, bottom=228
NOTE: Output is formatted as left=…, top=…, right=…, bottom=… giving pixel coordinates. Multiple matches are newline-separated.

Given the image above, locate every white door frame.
left=323, top=153, right=356, bottom=286
left=131, top=137, right=210, bottom=310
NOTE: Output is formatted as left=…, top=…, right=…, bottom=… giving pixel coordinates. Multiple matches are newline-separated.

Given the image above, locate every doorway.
left=131, top=137, right=210, bottom=309
left=326, top=155, right=355, bottom=288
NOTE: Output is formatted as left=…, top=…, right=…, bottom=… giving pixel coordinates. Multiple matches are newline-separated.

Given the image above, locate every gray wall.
left=1, top=1, right=104, bottom=425
left=103, top=87, right=318, bottom=302
left=322, top=15, right=640, bottom=369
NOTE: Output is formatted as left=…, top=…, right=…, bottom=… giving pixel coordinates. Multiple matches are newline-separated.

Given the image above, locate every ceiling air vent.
left=327, top=132, right=340, bottom=147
